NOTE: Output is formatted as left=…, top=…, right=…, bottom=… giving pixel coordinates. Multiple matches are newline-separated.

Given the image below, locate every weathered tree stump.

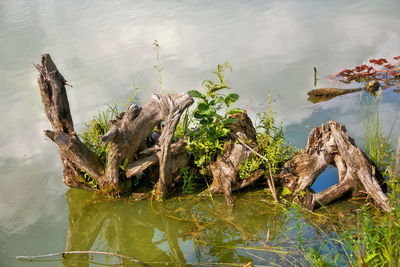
left=278, top=121, right=390, bottom=212
left=36, top=54, right=390, bottom=212
left=202, top=112, right=265, bottom=205
left=36, top=54, right=193, bottom=197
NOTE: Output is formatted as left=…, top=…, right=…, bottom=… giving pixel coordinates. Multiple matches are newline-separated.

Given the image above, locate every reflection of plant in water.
left=64, top=188, right=376, bottom=266
left=153, top=191, right=290, bottom=265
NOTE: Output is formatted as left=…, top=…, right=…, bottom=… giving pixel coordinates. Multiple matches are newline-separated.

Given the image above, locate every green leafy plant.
left=185, top=62, right=243, bottom=172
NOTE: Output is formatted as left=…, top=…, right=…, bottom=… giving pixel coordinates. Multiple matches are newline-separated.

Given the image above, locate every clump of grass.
left=361, top=91, right=394, bottom=170
left=291, top=207, right=340, bottom=266
left=343, top=135, right=400, bottom=266
left=239, top=93, right=297, bottom=180
left=78, top=170, right=98, bottom=189
left=326, top=92, right=400, bottom=266
left=79, top=104, right=119, bottom=163
left=79, top=86, right=140, bottom=164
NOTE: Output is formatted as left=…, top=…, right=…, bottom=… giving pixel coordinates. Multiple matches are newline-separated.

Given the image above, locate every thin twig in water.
left=234, top=135, right=278, bottom=202
left=16, top=251, right=148, bottom=266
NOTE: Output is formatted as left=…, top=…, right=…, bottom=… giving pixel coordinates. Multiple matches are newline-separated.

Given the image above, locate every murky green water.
left=1, top=0, right=400, bottom=266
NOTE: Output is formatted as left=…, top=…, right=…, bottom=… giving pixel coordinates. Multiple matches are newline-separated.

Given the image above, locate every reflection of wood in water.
left=63, top=189, right=184, bottom=266
left=62, top=189, right=291, bottom=266
left=62, top=186, right=375, bottom=266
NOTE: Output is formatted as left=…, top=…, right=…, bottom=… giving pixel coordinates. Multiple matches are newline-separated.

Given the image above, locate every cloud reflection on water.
left=0, top=0, right=399, bottom=238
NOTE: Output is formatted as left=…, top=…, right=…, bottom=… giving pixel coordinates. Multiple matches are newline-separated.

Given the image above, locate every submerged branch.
left=16, top=251, right=148, bottom=266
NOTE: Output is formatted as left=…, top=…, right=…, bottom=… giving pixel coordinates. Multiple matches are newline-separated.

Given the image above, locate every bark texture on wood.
left=308, top=88, right=361, bottom=98
left=204, top=112, right=264, bottom=205
left=279, top=121, right=389, bottom=212
left=101, top=93, right=193, bottom=192
left=155, top=95, right=193, bottom=198
left=36, top=54, right=104, bottom=188
left=307, top=82, right=379, bottom=103
left=37, top=54, right=193, bottom=196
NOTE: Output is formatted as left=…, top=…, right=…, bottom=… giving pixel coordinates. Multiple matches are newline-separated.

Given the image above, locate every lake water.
left=1, top=0, right=400, bottom=266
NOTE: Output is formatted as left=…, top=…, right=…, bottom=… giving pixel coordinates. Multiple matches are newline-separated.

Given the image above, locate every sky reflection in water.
left=1, top=0, right=400, bottom=265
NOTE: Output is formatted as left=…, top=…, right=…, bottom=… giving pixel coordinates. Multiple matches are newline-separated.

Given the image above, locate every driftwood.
left=37, top=54, right=390, bottom=211
left=307, top=81, right=380, bottom=103
left=278, top=121, right=390, bottom=212
left=308, top=88, right=362, bottom=97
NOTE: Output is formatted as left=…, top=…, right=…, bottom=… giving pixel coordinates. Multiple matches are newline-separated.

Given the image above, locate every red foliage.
left=369, top=58, right=388, bottom=65
left=384, top=64, right=395, bottom=69
left=333, top=56, right=400, bottom=85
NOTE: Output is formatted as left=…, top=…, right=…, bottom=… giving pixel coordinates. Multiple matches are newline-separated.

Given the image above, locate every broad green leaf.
left=197, top=103, right=212, bottom=115
left=224, top=93, right=239, bottom=107
left=214, top=96, right=225, bottom=104
left=194, top=112, right=206, bottom=119
left=221, top=128, right=230, bottom=136
left=227, top=108, right=244, bottom=115
left=120, top=157, right=129, bottom=170
left=188, top=90, right=204, bottom=98
left=200, top=118, right=212, bottom=126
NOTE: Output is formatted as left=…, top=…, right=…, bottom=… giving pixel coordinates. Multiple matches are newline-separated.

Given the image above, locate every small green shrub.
left=239, top=94, right=297, bottom=179
left=184, top=62, right=243, bottom=172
